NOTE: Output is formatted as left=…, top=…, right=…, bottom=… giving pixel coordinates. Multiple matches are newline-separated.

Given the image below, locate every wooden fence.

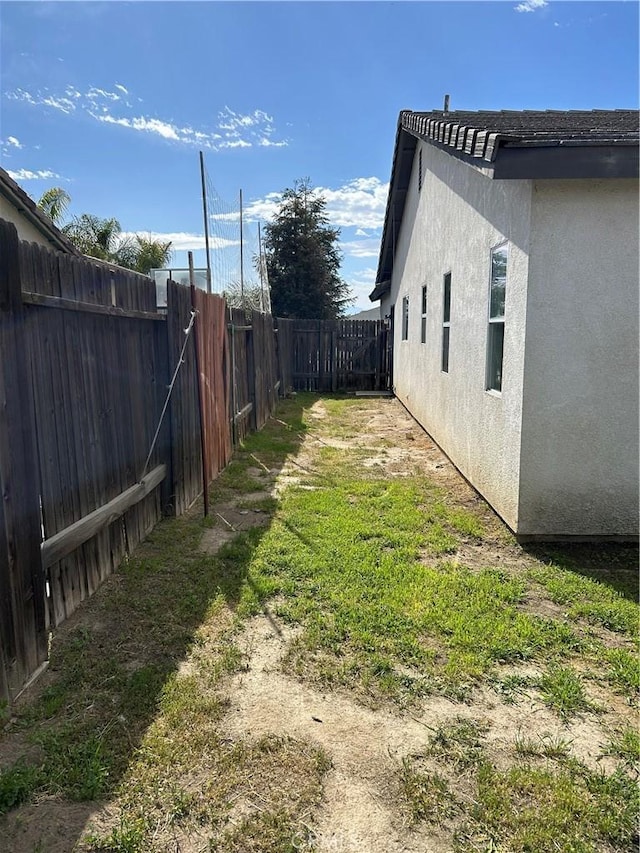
left=0, top=215, right=389, bottom=705
left=275, top=318, right=389, bottom=392
left=0, top=220, right=281, bottom=706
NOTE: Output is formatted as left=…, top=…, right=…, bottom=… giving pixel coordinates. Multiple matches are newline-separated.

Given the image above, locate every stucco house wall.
left=388, top=141, right=532, bottom=529
left=0, top=194, right=52, bottom=246
left=518, top=179, right=639, bottom=537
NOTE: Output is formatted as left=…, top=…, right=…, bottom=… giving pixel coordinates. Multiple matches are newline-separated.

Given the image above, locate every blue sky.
left=1, top=1, right=638, bottom=311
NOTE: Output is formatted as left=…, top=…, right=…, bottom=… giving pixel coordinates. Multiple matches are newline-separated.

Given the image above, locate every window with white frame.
left=401, top=295, right=409, bottom=340
left=486, top=244, right=508, bottom=392
left=420, top=284, right=427, bottom=343
left=441, top=273, right=451, bottom=372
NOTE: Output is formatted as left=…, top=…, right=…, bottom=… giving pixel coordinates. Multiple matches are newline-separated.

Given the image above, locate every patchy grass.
left=514, top=731, right=573, bottom=761
left=605, top=726, right=640, bottom=768
left=529, top=563, right=639, bottom=635
left=245, top=469, right=585, bottom=705
left=458, top=762, right=639, bottom=853
left=423, top=717, right=488, bottom=770
left=1, top=394, right=638, bottom=853
left=400, top=764, right=459, bottom=824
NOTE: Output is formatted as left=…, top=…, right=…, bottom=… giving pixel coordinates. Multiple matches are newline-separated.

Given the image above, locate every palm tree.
left=128, top=235, right=172, bottom=275
left=37, top=189, right=172, bottom=275
left=37, top=187, right=71, bottom=225
left=62, top=214, right=122, bottom=260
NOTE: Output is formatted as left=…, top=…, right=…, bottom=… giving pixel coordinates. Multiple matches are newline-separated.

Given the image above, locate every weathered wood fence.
left=0, top=216, right=388, bottom=705
left=0, top=220, right=280, bottom=705
left=275, top=318, right=389, bottom=392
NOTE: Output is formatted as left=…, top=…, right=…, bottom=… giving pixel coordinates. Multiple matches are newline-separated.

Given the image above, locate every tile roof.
left=371, top=108, right=639, bottom=302
left=401, top=109, right=639, bottom=163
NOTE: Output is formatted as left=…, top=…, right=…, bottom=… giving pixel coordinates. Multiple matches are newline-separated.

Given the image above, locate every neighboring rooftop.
left=0, top=167, right=81, bottom=255
left=371, top=108, right=640, bottom=301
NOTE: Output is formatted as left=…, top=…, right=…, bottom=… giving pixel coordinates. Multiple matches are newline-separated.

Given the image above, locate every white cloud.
left=87, top=86, right=121, bottom=102
left=120, top=231, right=239, bottom=252
left=319, top=178, right=389, bottom=229
left=515, top=0, right=547, bottom=11
left=216, top=106, right=287, bottom=148
left=7, top=85, right=287, bottom=152
left=345, top=267, right=379, bottom=311
left=241, top=192, right=283, bottom=222
left=6, top=136, right=23, bottom=148
left=340, top=238, right=381, bottom=259
left=258, top=138, right=287, bottom=148
left=240, top=178, right=389, bottom=232
left=96, top=114, right=180, bottom=141
left=7, top=168, right=60, bottom=181
left=219, top=139, right=252, bottom=149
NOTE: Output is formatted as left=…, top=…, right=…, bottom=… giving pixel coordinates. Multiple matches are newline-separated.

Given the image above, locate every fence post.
left=246, top=314, right=258, bottom=431
left=0, top=220, right=48, bottom=700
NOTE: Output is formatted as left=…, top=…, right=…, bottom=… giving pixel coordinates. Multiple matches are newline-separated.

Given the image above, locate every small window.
left=401, top=295, right=409, bottom=340
left=420, top=285, right=427, bottom=343
left=486, top=244, right=508, bottom=392
left=418, top=148, right=423, bottom=192
left=441, top=273, right=451, bottom=372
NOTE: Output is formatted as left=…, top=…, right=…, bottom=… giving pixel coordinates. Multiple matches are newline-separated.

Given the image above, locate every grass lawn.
left=0, top=394, right=637, bottom=853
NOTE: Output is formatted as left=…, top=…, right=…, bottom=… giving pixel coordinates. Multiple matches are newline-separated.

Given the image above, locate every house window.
left=401, top=295, right=409, bottom=340
left=441, top=273, right=451, bottom=372
left=420, top=285, right=427, bottom=343
left=418, top=149, right=423, bottom=192
left=486, top=244, right=508, bottom=392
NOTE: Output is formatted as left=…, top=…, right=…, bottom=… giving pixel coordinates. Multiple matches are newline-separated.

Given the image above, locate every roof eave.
left=0, top=168, right=82, bottom=256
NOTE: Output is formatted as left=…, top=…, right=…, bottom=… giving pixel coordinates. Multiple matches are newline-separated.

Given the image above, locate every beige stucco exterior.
left=0, top=194, right=54, bottom=246
left=519, top=179, right=639, bottom=536
left=383, top=140, right=639, bottom=538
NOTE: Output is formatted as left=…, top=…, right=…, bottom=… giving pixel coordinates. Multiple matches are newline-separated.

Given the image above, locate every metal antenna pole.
left=239, top=188, right=244, bottom=302
left=199, top=151, right=212, bottom=293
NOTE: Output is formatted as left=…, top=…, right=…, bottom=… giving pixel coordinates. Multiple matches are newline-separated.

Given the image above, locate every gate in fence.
left=275, top=317, right=389, bottom=392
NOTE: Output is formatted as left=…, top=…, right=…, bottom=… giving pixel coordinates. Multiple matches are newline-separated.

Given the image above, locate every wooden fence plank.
left=0, top=221, right=47, bottom=695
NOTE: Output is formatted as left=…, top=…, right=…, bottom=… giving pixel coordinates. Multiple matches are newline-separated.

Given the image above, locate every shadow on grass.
left=0, top=394, right=316, bottom=851
left=524, top=542, right=639, bottom=602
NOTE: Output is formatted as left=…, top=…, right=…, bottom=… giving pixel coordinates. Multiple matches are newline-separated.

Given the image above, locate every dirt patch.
left=222, top=609, right=454, bottom=852
left=3, top=799, right=100, bottom=853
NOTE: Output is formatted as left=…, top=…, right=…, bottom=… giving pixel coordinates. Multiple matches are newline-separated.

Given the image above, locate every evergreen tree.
left=263, top=179, right=351, bottom=319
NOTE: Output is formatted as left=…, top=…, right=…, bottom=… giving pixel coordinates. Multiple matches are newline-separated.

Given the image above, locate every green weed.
left=0, top=762, right=41, bottom=814
left=514, top=731, right=572, bottom=760
left=539, top=665, right=592, bottom=720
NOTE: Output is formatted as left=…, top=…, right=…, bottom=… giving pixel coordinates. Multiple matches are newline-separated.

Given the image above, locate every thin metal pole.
left=199, top=151, right=212, bottom=293
left=190, top=273, right=209, bottom=518
left=257, top=221, right=265, bottom=313
left=239, top=188, right=244, bottom=302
